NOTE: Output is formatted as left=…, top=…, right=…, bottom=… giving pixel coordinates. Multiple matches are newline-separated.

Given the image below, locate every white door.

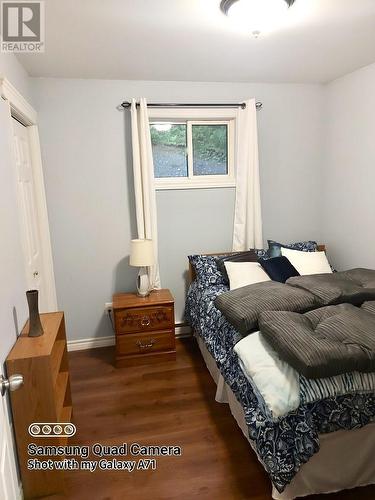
left=12, top=118, right=46, bottom=309
left=0, top=98, right=24, bottom=499
left=0, top=368, right=20, bottom=500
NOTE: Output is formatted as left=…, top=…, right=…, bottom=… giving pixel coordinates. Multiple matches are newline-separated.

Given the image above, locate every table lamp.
left=129, top=239, right=155, bottom=297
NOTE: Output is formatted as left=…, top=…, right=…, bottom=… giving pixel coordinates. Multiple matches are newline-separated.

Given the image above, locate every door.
left=0, top=98, right=24, bottom=499
left=0, top=368, right=20, bottom=500
left=12, top=118, right=46, bottom=309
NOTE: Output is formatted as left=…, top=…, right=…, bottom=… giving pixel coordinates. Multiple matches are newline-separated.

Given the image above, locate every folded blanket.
left=234, top=332, right=300, bottom=418
left=260, top=302, right=375, bottom=378
left=235, top=329, right=375, bottom=418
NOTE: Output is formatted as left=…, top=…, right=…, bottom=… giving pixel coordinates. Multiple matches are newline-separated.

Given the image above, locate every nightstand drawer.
left=116, top=330, right=175, bottom=356
left=115, top=306, right=173, bottom=334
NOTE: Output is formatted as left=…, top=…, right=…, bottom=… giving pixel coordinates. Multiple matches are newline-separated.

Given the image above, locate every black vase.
left=26, top=290, right=44, bottom=337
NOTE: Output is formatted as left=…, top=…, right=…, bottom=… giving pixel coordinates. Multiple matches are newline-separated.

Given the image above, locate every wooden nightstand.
left=113, top=289, right=176, bottom=367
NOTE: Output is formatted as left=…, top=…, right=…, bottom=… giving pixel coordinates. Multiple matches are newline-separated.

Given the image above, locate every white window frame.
left=148, top=107, right=237, bottom=190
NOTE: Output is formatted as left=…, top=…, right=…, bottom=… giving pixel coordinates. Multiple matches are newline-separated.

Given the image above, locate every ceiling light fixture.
left=220, top=0, right=296, bottom=37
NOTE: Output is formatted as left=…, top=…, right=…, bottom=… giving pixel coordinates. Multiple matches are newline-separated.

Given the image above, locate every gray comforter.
left=287, top=268, right=375, bottom=305
left=214, top=268, right=375, bottom=334
left=214, top=268, right=375, bottom=378
left=260, top=303, right=375, bottom=378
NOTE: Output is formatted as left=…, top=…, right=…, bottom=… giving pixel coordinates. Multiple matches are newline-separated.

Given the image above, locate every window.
left=149, top=111, right=235, bottom=189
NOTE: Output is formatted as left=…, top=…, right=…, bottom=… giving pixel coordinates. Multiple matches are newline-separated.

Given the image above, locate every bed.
left=185, top=251, right=375, bottom=500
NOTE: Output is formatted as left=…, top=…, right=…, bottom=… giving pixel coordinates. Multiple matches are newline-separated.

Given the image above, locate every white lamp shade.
left=129, top=239, right=154, bottom=267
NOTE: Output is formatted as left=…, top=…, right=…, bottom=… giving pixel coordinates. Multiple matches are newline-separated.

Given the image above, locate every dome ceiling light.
left=220, top=0, right=297, bottom=37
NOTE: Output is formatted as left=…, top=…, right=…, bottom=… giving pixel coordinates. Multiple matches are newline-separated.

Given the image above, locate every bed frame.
left=188, top=245, right=326, bottom=284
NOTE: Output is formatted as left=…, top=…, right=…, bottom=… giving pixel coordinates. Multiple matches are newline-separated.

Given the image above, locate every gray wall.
left=0, top=54, right=31, bottom=364
left=0, top=52, right=32, bottom=102
left=31, top=78, right=325, bottom=340
left=1, top=55, right=374, bottom=342
left=322, top=62, right=375, bottom=270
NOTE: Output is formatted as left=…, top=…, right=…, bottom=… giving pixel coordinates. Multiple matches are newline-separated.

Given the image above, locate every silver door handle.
left=0, top=374, right=24, bottom=396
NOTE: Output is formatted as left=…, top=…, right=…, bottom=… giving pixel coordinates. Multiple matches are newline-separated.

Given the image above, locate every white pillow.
left=224, top=261, right=271, bottom=290
left=280, top=247, right=333, bottom=276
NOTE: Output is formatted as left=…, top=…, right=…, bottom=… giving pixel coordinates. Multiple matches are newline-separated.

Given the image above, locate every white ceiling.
left=17, top=0, right=375, bottom=83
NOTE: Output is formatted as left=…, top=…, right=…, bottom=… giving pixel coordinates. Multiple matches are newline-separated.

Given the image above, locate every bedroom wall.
left=0, top=53, right=32, bottom=102
left=322, top=62, right=375, bottom=270
left=0, top=53, right=31, bottom=363
left=30, top=77, right=325, bottom=341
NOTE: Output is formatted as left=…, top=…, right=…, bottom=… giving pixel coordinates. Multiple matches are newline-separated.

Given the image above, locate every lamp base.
left=137, top=267, right=150, bottom=297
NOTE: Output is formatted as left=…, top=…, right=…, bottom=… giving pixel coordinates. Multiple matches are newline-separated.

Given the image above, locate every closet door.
left=12, top=118, right=45, bottom=300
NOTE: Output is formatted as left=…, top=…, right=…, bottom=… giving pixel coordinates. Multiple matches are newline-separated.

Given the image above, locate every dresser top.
left=113, top=289, right=174, bottom=309
left=7, top=311, right=64, bottom=361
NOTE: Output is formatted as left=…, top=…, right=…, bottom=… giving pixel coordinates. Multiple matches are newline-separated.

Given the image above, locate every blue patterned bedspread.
left=185, top=281, right=375, bottom=493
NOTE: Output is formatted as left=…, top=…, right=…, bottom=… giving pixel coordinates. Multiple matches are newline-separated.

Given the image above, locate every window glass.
left=192, top=124, right=228, bottom=176
left=150, top=123, right=187, bottom=178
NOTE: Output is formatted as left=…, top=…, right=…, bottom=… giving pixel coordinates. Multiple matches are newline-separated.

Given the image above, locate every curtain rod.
left=120, top=101, right=263, bottom=110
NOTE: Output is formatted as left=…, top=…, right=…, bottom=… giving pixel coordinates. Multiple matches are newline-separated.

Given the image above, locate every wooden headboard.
left=188, top=245, right=326, bottom=285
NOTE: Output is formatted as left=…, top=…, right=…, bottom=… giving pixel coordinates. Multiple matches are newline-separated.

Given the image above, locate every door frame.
left=0, top=77, right=57, bottom=312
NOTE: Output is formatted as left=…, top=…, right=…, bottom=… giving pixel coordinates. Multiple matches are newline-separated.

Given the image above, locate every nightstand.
left=113, top=289, right=176, bottom=367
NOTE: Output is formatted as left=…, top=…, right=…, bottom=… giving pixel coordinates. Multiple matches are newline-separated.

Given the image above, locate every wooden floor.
left=45, top=338, right=375, bottom=500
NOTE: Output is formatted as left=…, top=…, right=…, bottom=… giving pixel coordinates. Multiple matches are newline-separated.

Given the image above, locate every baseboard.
left=67, top=324, right=191, bottom=352
left=175, top=324, right=192, bottom=338
left=67, top=335, right=115, bottom=351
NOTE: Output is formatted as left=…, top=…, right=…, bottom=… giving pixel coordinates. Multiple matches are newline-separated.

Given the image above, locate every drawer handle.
left=140, top=316, right=150, bottom=327
left=136, top=339, right=156, bottom=349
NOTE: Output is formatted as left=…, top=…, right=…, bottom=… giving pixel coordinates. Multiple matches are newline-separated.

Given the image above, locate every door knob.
left=0, top=374, right=24, bottom=397
left=33, top=271, right=39, bottom=277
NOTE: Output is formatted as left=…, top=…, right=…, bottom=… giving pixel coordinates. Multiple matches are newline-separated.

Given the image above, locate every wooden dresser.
left=113, top=289, right=176, bottom=367
left=6, top=312, right=72, bottom=499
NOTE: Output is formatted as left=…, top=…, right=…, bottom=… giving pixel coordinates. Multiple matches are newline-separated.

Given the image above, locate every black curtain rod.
left=120, top=101, right=263, bottom=110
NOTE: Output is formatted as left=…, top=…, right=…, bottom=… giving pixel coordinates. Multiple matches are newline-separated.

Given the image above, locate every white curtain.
left=232, top=98, right=263, bottom=251
left=130, top=98, right=161, bottom=288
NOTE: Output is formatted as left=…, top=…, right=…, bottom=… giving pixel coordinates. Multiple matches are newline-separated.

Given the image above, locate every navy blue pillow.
left=259, top=256, right=300, bottom=283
